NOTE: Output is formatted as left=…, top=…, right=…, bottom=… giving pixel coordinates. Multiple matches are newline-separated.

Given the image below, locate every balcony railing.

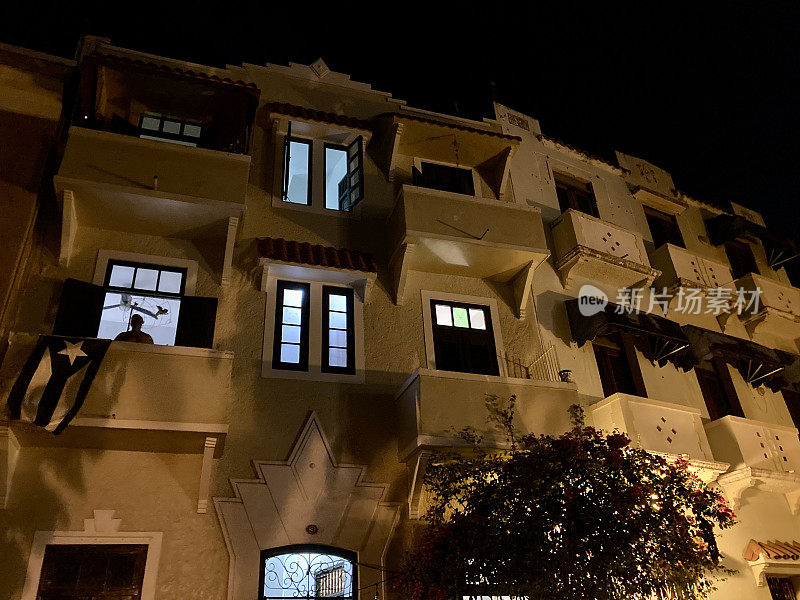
left=650, top=243, right=733, bottom=293
left=388, top=185, right=549, bottom=316
left=550, top=209, right=660, bottom=289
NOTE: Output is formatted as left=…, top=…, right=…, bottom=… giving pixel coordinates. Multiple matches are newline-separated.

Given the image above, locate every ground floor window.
left=260, top=545, right=356, bottom=600
left=767, top=576, right=797, bottom=600
left=36, top=544, right=147, bottom=599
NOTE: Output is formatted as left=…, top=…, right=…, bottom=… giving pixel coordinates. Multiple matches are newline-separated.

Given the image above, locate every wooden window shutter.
left=174, top=296, right=218, bottom=349
left=340, top=136, right=365, bottom=211
left=53, top=278, right=106, bottom=338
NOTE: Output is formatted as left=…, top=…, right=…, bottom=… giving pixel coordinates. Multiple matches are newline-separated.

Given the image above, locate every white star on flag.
left=57, top=340, right=87, bottom=365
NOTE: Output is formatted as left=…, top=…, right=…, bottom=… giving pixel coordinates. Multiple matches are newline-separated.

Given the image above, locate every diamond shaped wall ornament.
left=310, top=58, right=330, bottom=79
left=215, top=413, right=400, bottom=600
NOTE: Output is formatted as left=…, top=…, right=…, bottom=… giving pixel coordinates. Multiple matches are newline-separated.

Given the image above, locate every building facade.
left=1, top=36, right=800, bottom=599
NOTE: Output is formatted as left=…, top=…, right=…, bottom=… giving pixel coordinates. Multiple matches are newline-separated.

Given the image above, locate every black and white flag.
left=6, top=336, right=112, bottom=434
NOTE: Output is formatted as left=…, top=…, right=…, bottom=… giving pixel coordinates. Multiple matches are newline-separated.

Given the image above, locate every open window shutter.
left=281, top=121, right=292, bottom=201
left=174, top=296, right=218, bottom=349
left=53, top=278, right=106, bottom=338
left=340, top=136, right=364, bottom=211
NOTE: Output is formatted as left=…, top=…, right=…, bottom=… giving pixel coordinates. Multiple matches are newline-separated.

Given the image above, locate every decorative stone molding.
left=21, top=510, right=163, bottom=600
left=215, top=413, right=400, bottom=600
left=717, top=467, right=800, bottom=513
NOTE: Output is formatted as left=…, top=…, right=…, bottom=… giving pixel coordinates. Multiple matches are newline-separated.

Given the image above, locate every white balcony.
left=591, top=393, right=727, bottom=483
left=388, top=185, right=550, bottom=317
left=0, top=333, right=233, bottom=512
left=705, top=416, right=800, bottom=513
left=651, top=243, right=733, bottom=294
left=396, top=368, right=578, bottom=517
left=550, top=209, right=660, bottom=289
left=734, top=273, right=800, bottom=343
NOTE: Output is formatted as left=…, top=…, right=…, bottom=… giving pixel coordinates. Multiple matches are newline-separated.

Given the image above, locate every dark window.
left=260, top=545, right=356, bottom=600
left=282, top=136, right=312, bottom=205
left=644, top=206, right=684, bottom=249
left=36, top=544, right=147, bottom=599
left=322, top=286, right=355, bottom=375
left=554, top=173, right=599, bottom=217
left=767, top=576, right=796, bottom=600
left=272, top=281, right=311, bottom=371
left=431, top=300, right=498, bottom=375
left=98, top=260, right=187, bottom=346
left=725, top=240, right=759, bottom=279
left=782, top=387, right=800, bottom=432
left=593, top=334, right=642, bottom=397
left=413, top=161, right=475, bottom=196
left=696, top=359, right=744, bottom=420
left=139, top=114, right=202, bottom=147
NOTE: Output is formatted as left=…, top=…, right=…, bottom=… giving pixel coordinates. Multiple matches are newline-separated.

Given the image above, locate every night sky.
left=3, top=2, right=799, bottom=236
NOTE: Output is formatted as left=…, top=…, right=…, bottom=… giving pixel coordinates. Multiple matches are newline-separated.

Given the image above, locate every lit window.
left=261, top=546, right=355, bottom=600
left=322, top=287, right=354, bottom=374
left=325, top=146, right=348, bottom=210
left=283, top=139, right=312, bottom=205
left=99, top=261, right=186, bottom=345
left=138, top=114, right=203, bottom=147
left=431, top=300, right=498, bottom=375
left=272, top=281, right=310, bottom=370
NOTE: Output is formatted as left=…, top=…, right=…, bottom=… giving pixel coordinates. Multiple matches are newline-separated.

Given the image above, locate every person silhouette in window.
left=114, top=313, right=154, bottom=344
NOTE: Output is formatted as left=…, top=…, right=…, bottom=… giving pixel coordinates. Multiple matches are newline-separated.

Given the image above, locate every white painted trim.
left=93, top=249, right=199, bottom=296
left=261, top=270, right=366, bottom=383
left=69, top=417, right=228, bottom=434
left=21, top=511, right=162, bottom=600
left=420, top=290, right=505, bottom=374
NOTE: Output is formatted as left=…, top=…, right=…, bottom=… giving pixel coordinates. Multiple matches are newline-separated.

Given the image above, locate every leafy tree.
left=402, top=397, right=736, bottom=600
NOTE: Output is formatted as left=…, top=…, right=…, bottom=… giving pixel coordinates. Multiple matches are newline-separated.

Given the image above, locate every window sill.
left=271, top=196, right=362, bottom=220
left=261, top=364, right=365, bottom=384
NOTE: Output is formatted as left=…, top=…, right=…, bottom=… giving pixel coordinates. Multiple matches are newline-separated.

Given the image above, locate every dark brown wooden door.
left=593, top=337, right=638, bottom=397
left=767, top=576, right=796, bottom=600
left=36, top=544, right=147, bottom=599
left=696, top=360, right=744, bottom=420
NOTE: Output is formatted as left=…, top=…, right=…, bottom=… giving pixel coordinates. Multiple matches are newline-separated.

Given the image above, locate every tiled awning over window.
left=564, top=299, right=689, bottom=365
left=256, top=237, right=378, bottom=273
left=744, top=539, right=800, bottom=561
left=266, top=102, right=371, bottom=131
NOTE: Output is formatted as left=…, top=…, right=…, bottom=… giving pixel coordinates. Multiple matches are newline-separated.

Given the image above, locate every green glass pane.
left=452, top=307, right=469, bottom=328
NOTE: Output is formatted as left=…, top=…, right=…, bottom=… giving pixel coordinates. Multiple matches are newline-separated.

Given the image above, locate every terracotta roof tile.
left=744, top=539, right=800, bottom=561
left=257, top=237, right=378, bottom=273
left=267, top=102, right=371, bottom=131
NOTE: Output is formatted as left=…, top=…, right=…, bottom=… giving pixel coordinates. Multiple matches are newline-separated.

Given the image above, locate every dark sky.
left=3, top=2, right=799, bottom=235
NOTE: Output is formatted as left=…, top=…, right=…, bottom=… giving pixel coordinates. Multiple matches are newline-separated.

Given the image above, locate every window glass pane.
left=325, top=147, right=348, bottom=210
left=328, top=294, right=347, bottom=312
left=141, top=116, right=160, bottom=130
left=133, top=268, right=158, bottom=291
left=435, top=304, right=453, bottom=326
left=282, top=324, right=301, bottom=344
left=329, top=329, right=347, bottom=348
left=282, top=306, right=302, bottom=325
left=329, top=311, right=347, bottom=330
left=286, top=140, right=310, bottom=204
left=468, top=308, right=486, bottom=330
left=97, top=292, right=180, bottom=345
left=162, top=120, right=181, bottom=134
left=183, top=123, right=201, bottom=138
left=108, top=265, right=135, bottom=288
left=157, top=270, right=183, bottom=294
left=283, top=288, right=304, bottom=308
left=329, top=347, right=348, bottom=367
left=280, top=343, right=300, bottom=364
left=452, top=307, right=469, bottom=328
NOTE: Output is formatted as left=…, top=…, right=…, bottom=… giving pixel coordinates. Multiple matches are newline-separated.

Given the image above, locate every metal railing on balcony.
left=500, top=344, right=561, bottom=382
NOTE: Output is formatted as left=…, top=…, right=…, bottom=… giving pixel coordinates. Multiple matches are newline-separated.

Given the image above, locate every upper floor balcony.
left=590, top=393, right=727, bottom=483
left=733, top=272, right=800, bottom=343
left=650, top=243, right=733, bottom=295
left=387, top=184, right=549, bottom=317
left=705, top=415, right=800, bottom=513
left=551, top=209, right=660, bottom=290
left=396, top=368, right=578, bottom=517
left=0, top=332, right=232, bottom=512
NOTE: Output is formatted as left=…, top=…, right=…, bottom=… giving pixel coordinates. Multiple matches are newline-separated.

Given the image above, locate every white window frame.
left=271, top=118, right=367, bottom=218
left=261, top=262, right=368, bottom=383
left=93, top=249, right=198, bottom=295
left=21, top=511, right=162, bottom=600
left=411, top=157, right=481, bottom=198
left=421, top=290, right=506, bottom=379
